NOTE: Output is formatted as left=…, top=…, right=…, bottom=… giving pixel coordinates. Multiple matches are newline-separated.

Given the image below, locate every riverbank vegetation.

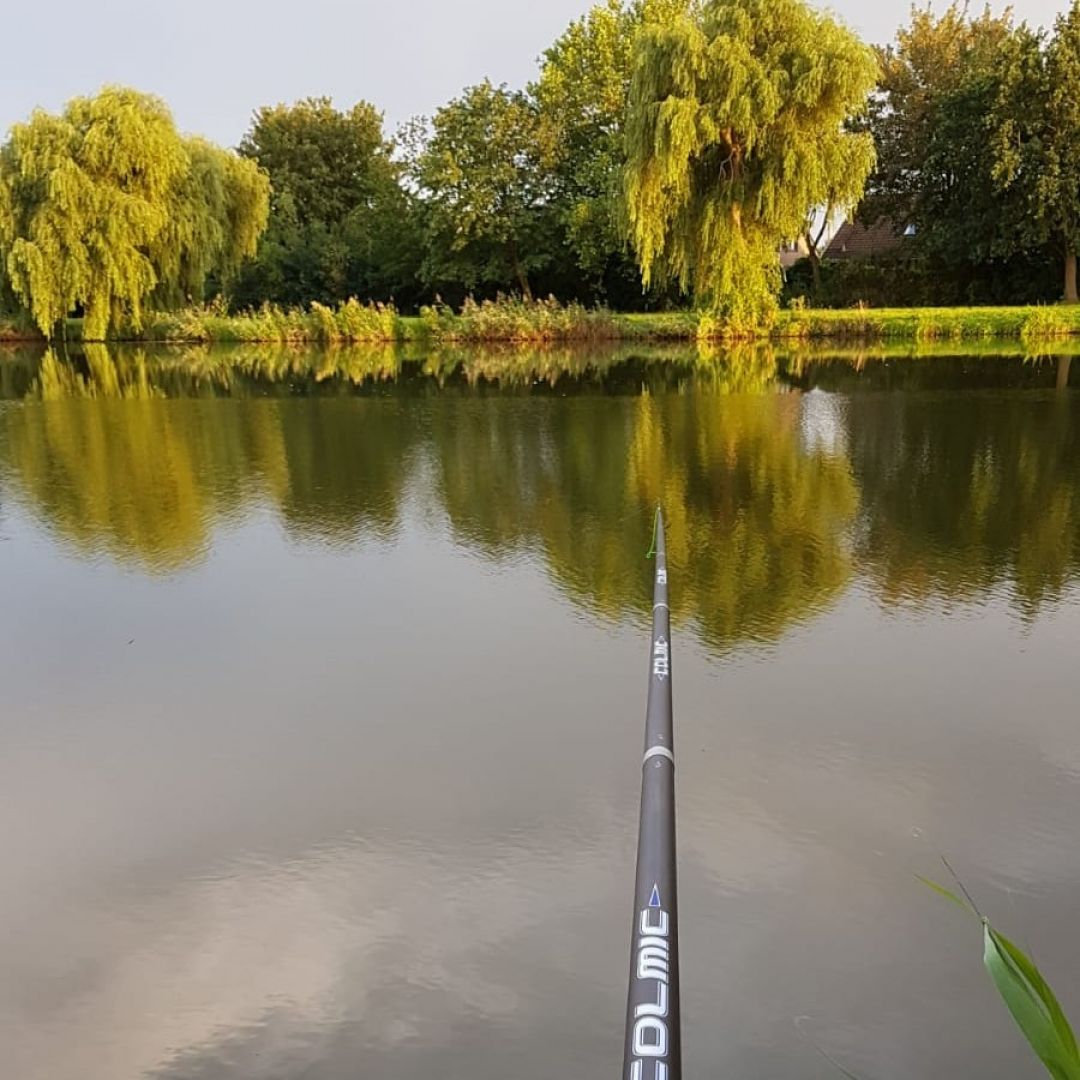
left=2, top=0, right=1080, bottom=339
left=622, top=0, right=877, bottom=329
left=5, top=299, right=1080, bottom=347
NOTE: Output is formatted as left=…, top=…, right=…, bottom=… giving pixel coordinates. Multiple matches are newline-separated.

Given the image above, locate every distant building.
left=779, top=236, right=810, bottom=269
left=824, top=219, right=914, bottom=261
left=779, top=207, right=847, bottom=269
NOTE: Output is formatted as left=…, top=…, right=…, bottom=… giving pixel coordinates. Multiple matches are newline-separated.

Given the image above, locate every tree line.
left=855, top=0, right=1080, bottom=306
left=2, top=0, right=1080, bottom=340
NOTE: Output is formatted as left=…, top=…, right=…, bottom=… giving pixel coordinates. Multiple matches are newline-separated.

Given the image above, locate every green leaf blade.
left=983, top=921, right=1080, bottom=1080
left=916, top=874, right=977, bottom=916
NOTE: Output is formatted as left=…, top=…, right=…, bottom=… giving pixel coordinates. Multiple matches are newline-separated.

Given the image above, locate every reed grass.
left=924, top=868, right=1080, bottom=1080
left=124, top=300, right=404, bottom=344
left=417, top=296, right=620, bottom=342
left=59, top=297, right=620, bottom=344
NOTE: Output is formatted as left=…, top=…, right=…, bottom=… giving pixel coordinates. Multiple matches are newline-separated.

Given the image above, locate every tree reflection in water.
left=0, top=342, right=1076, bottom=646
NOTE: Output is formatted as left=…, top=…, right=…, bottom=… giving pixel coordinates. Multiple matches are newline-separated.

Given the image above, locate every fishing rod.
left=623, top=508, right=680, bottom=1080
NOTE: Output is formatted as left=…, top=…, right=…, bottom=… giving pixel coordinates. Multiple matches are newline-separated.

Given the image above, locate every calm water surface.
left=1, top=344, right=1079, bottom=1079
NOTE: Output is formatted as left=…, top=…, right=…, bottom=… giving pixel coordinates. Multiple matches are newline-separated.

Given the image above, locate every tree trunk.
left=83, top=296, right=110, bottom=342
left=809, top=249, right=822, bottom=296
left=1058, top=356, right=1072, bottom=392
left=1066, top=247, right=1078, bottom=304
left=805, top=207, right=834, bottom=300
left=508, top=240, right=533, bottom=301
left=516, top=266, right=533, bottom=302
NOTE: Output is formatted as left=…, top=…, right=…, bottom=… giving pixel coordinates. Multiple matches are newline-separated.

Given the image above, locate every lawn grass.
left=774, top=304, right=1080, bottom=343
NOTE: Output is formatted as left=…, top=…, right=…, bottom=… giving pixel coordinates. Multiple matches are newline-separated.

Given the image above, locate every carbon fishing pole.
left=622, top=507, right=680, bottom=1080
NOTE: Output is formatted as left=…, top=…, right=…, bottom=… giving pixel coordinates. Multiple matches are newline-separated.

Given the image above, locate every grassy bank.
left=6, top=299, right=1080, bottom=345
left=774, top=304, right=1080, bottom=343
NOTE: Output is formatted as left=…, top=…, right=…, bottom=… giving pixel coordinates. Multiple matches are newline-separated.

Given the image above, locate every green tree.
left=0, top=88, right=186, bottom=340
left=992, top=2, right=1080, bottom=303
left=532, top=0, right=689, bottom=300
left=411, top=81, right=557, bottom=300
left=0, top=87, right=268, bottom=339
left=239, top=98, right=393, bottom=225
left=623, top=0, right=878, bottom=327
left=235, top=98, right=418, bottom=307
left=864, top=4, right=1024, bottom=269
left=152, top=138, right=270, bottom=308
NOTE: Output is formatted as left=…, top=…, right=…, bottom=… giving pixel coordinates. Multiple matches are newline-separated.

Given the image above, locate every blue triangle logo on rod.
left=649, top=884, right=661, bottom=908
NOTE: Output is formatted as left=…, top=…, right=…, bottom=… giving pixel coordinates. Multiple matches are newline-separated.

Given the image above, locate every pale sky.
left=0, top=0, right=1070, bottom=147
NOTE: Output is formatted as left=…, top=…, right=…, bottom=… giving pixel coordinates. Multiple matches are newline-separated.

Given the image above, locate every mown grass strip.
left=773, top=305, right=1080, bottom=343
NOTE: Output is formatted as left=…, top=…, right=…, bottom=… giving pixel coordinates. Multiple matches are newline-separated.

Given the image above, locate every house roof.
left=825, top=219, right=910, bottom=261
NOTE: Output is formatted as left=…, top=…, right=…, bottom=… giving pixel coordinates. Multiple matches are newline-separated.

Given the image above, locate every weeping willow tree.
left=623, top=0, right=878, bottom=328
left=0, top=87, right=269, bottom=340
left=151, top=137, right=271, bottom=309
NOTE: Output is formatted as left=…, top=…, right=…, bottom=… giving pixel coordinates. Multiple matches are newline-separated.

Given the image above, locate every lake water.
left=1, top=343, right=1078, bottom=1080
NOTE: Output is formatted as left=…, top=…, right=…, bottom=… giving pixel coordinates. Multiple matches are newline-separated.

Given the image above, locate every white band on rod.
left=643, top=746, right=675, bottom=766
